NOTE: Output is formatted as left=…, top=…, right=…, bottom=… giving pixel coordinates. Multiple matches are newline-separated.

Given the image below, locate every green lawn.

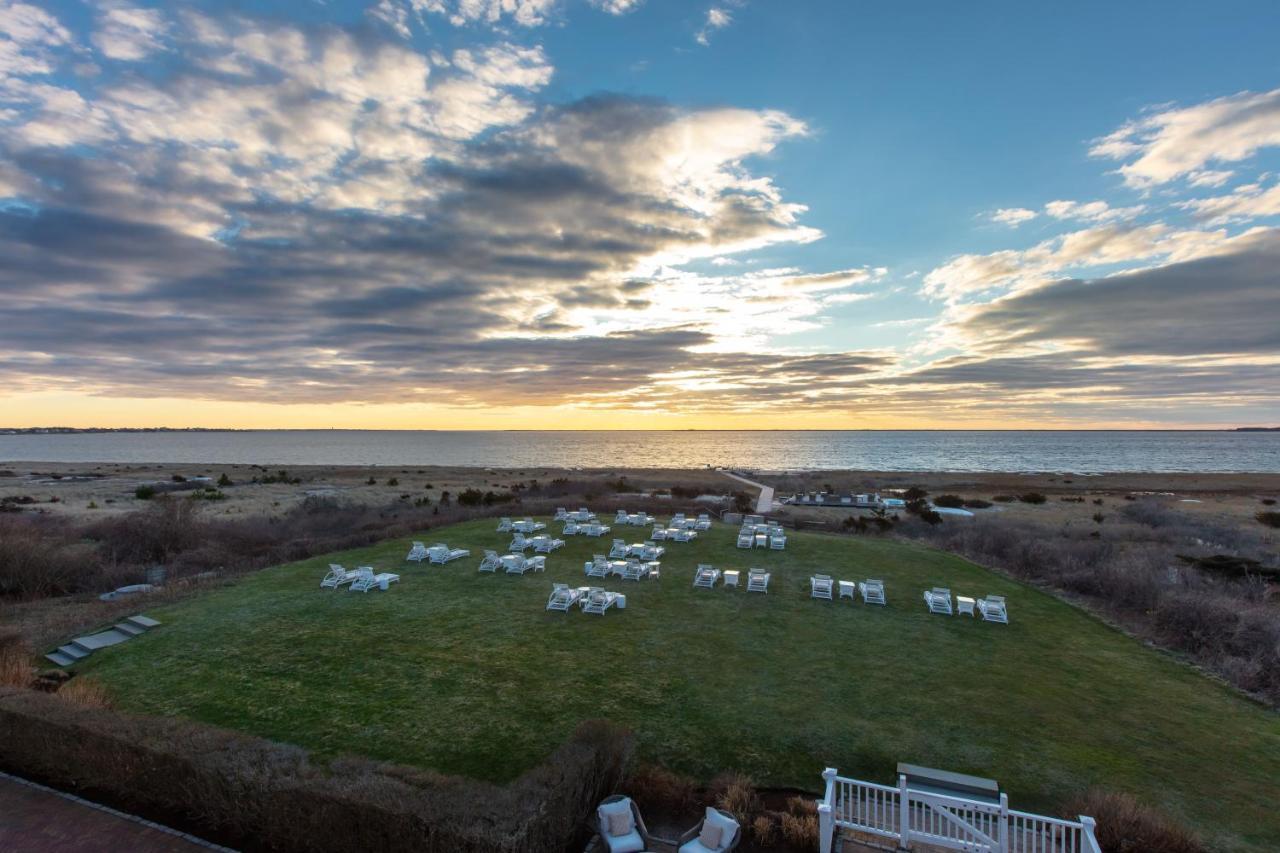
left=79, top=518, right=1280, bottom=851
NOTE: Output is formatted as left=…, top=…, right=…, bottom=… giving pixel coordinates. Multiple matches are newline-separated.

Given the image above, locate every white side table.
left=723, top=570, right=740, bottom=588
left=838, top=580, right=856, bottom=600
left=956, top=595, right=976, bottom=616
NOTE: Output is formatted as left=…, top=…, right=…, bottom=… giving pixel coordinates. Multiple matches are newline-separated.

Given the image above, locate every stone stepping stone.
left=44, top=614, right=162, bottom=668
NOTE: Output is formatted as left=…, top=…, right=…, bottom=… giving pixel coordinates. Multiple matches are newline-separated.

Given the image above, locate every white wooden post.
left=997, top=792, right=1008, bottom=853
left=1080, top=815, right=1102, bottom=853
left=818, top=768, right=837, bottom=853
left=898, top=773, right=911, bottom=849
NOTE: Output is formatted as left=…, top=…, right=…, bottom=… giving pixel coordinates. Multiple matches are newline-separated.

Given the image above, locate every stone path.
left=719, top=470, right=775, bottom=513
left=0, top=772, right=232, bottom=852
left=46, top=614, right=161, bottom=667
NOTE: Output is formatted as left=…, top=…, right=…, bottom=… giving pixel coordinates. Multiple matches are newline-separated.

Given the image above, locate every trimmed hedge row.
left=0, top=687, right=631, bottom=852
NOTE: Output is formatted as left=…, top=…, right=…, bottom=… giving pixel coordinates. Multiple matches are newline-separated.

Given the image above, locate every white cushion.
left=603, top=829, right=644, bottom=853
left=704, top=807, right=738, bottom=846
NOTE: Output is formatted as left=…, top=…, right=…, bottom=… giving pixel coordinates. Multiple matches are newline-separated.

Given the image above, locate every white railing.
left=818, top=768, right=1101, bottom=853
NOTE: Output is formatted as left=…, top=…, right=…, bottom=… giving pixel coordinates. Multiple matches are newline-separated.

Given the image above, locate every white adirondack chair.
left=924, top=587, right=953, bottom=615
left=693, top=565, right=721, bottom=589
left=478, top=550, right=503, bottom=572
left=406, top=542, right=429, bottom=562
left=746, top=568, right=770, bottom=593
left=859, top=579, right=886, bottom=605
left=810, top=574, right=834, bottom=600
left=978, top=595, right=1009, bottom=623
left=321, top=564, right=360, bottom=589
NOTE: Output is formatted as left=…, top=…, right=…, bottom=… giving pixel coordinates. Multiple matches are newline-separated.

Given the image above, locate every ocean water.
left=1, top=430, right=1278, bottom=472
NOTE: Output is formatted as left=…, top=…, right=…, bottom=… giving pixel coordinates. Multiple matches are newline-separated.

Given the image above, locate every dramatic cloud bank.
left=1, top=4, right=1278, bottom=425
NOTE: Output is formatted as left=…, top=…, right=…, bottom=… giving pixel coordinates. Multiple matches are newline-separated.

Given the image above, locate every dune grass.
left=79, top=518, right=1280, bottom=851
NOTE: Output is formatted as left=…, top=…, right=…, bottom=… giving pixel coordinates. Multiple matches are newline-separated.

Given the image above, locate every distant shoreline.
left=3, top=427, right=1278, bottom=435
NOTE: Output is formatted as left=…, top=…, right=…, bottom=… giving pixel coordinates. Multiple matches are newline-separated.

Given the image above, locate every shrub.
left=387, top=478, right=399, bottom=487
left=0, top=688, right=632, bottom=853
left=903, top=486, right=928, bottom=501
left=933, top=494, right=965, bottom=508
left=134, top=485, right=156, bottom=500
left=1261, top=498, right=1276, bottom=506
left=1256, top=511, right=1280, bottom=528
left=963, top=498, right=993, bottom=509
left=779, top=811, right=819, bottom=848
left=711, top=773, right=759, bottom=827
left=0, top=518, right=99, bottom=599
left=57, top=676, right=113, bottom=709
left=622, top=764, right=698, bottom=817
left=217, top=473, right=233, bottom=487
left=751, top=814, right=777, bottom=845
left=172, top=474, right=187, bottom=483
left=1092, top=513, right=1106, bottom=524
left=1019, top=492, right=1047, bottom=504
left=0, top=631, right=34, bottom=688
left=1066, top=788, right=1205, bottom=853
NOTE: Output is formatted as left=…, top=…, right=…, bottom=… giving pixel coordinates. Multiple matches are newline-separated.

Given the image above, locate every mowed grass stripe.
left=79, top=519, right=1280, bottom=852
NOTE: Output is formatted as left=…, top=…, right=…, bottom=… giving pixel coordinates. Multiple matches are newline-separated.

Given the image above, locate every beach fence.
left=817, top=767, right=1101, bottom=853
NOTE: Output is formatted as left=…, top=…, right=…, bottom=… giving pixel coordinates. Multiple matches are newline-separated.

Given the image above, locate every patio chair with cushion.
left=678, top=806, right=741, bottom=852
left=596, top=794, right=650, bottom=853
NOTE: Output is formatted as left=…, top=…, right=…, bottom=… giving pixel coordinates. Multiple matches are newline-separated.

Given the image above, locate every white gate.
left=817, top=768, right=1101, bottom=853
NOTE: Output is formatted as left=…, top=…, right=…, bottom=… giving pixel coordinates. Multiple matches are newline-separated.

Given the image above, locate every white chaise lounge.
left=427, top=543, right=470, bottom=564
left=924, top=587, right=953, bottom=615
left=978, top=594, right=1008, bottom=623
left=859, top=579, right=886, bottom=605
left=693, top=565, right=721, bottom=589
left=321, top=564, right=360, bottom=589
left=582, top=588, right=621, bottom=615
left=405, top=542, right=429, bottom=562
left=810, top=574, right=834, bottom=600
left=746, top=568, right=770, bottom=593
left=349, top=567, right=400, bottom=592
left=478, top=550, right=503, bottom=572
left=546, top=583, right=584, bottom=612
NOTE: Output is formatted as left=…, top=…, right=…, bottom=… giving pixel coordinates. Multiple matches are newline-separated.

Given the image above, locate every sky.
left=1, top=0, right=1279, bottom=430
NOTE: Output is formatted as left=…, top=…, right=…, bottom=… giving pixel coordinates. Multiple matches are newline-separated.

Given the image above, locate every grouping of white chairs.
left=809, top=575, right=886, bottom=606
left=498, top=516, right=546, bottom=534
left=478, top=550, right=546, bottom=574
left=923, top=588, right=1008, bottom=623
left=596, top=796, right=740, bottom=853
left=615, top=510, right=655, bottom=526
left=585, top=555, right=660, bottom=581
left=405, top=542, right=469, bottom=564
left=578, top=522, right=611, bottom=538
left=549, top=583, right=626, bottom=615
left=321, top=564, right=399, bottom=592
left=555, top=507, right=596, bottom=522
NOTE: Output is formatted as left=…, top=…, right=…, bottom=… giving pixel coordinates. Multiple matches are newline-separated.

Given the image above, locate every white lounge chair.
left=615, top=510, right=629, bottom=523
left=860, top=579, right=886, bottom=605
left=506, top=555, right=546, bottom=575
left=427, top=543, right=470, bottom=564
left=650, top=525, right=667, bottom=541
left=769, top=533, right=786, bottom=550
left=349, top=567, right=400, bottom=592
left=546, top=583, right=584, bottom=612
left=736, top=531, right=754, bottom=549
left=924, top=587, right=953, bottom=615
left=563, top=521, right=580, bottom=536
left=609, top=538, right=629, bottom=558
left=405, top=541, right=429, bottom=562
left=694, top=513, right=712, bottom=530
left=621, top=560, right=656, bottom=581
left=693, top=565, right=721, bottom=589
left=632, top=542, right=664, bottom=561
left=497, top=517, right=513, bottom=532
left=978, top=595, right=1008, bottom=623
left=585, top=557, right=610, bottom=578
left=582, top=588, right=620, bottom=615
left=478, top=550, right=503, bottom=572
left=533, top=536, right=564, bottom=553
left=672, top=513, right=687, bottom=526
left=583, top=523, right=611, bottom=537
left=321, top=564, right=360, bottom=589
left=673, top=529, right=696, bottom=542
left=554, top=507, right=569, bottom=520
left=510, top=533, right=532, bottom=551
left=811, top=574, right=834, bottom=600
left=746, top=568, right=770, bottom=593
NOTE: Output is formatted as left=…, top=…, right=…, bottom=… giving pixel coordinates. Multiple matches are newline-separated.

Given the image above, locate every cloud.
left=92, top=3, right=170, bottom=61
left=1090, top=88, right=1280, bottom=187
left=1176, top=181, right=1280, bottom=224
left=589, top=0, right=644, bottom=13
left=1043, top=199, right=1144, bottom=223
left=412, top=0, right=560, bottom=28
left=944, top=228, right=1280, bottom=358
left=990, top=207, right=1036, bottom=226
left=922, top=222, right=1234, bottom=303
left=696, top=6, right=733, bottom=46
left=0, top=1, right=72, bottom=77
